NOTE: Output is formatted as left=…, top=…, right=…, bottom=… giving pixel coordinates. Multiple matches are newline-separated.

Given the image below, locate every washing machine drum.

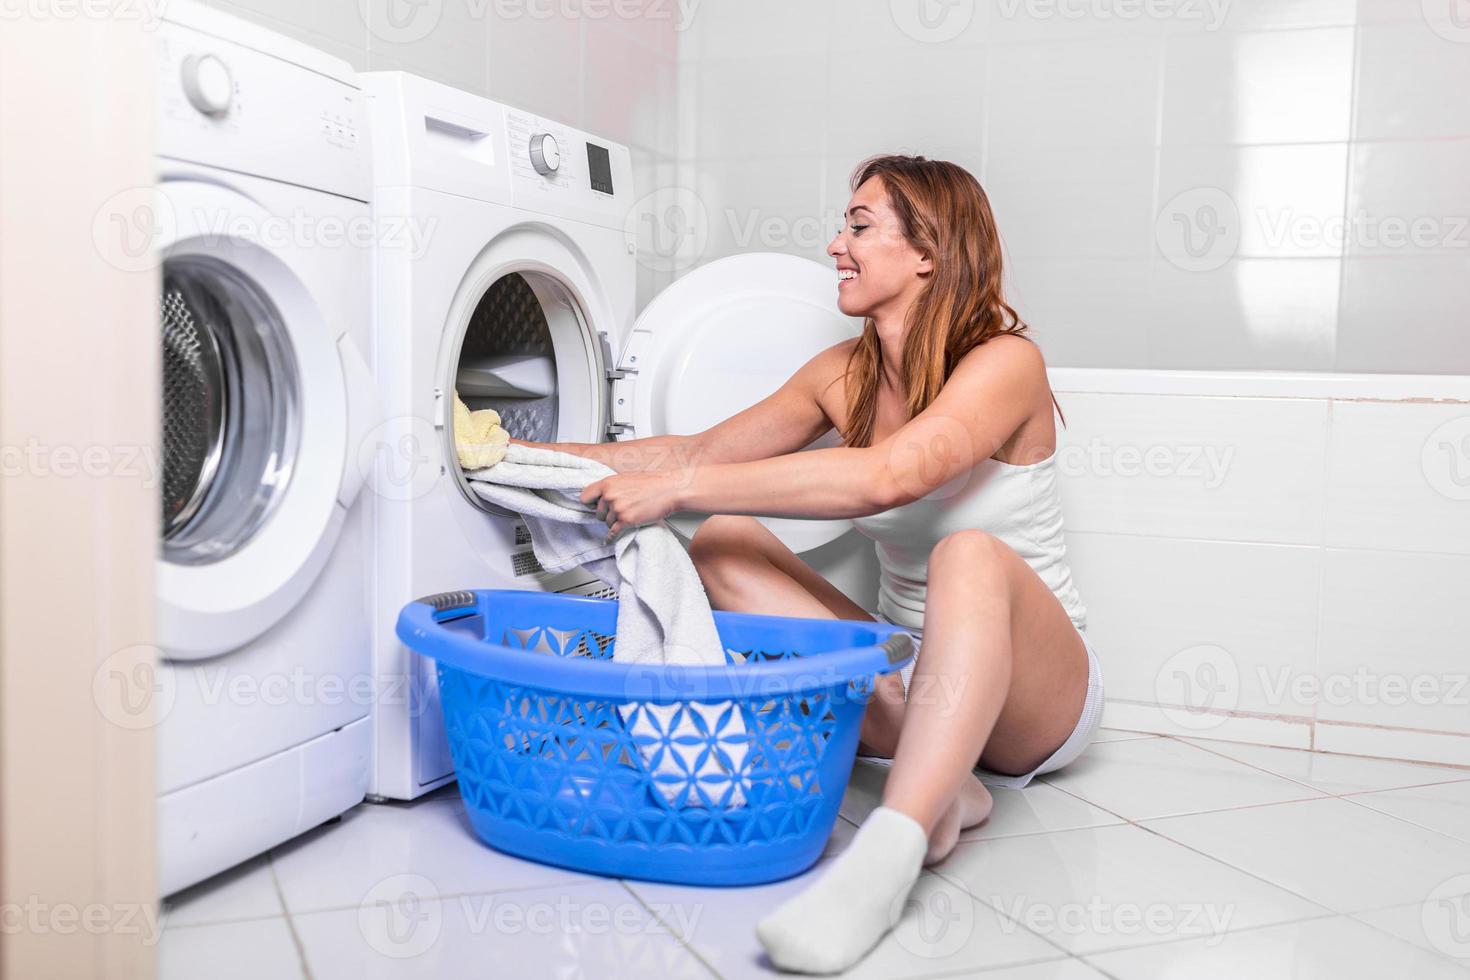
left=159, top=258, right=298, bottom=565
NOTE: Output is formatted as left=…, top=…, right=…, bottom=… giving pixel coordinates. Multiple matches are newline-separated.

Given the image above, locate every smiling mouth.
left=838, top=269, right=858, bottom=285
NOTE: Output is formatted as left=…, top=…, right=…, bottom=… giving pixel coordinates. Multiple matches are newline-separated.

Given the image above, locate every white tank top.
left=850, top=448, right=1088, bottom=634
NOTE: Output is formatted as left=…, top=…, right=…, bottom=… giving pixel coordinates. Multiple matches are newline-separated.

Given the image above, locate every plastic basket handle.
left=880, top=631, right=913, bottom=670
left=415, top=590, right=478, bottom=619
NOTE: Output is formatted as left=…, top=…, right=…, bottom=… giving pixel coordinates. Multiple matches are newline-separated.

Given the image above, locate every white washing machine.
left=153, top=2, right=378, bottom=893
left=362, top=71, right=863, bottom=801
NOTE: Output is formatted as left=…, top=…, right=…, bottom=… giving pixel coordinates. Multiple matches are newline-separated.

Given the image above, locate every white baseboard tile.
left=1100, top=699, right=1313, bottom=749
left=1314, top=722, right=1470, bottom=769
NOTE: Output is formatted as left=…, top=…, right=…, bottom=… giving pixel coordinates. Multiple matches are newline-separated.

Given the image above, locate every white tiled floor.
left=159, top=733, right=1470, bottom=979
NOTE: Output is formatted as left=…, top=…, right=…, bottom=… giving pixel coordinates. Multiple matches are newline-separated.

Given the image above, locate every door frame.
left=0, top=12, right=157, bottom=979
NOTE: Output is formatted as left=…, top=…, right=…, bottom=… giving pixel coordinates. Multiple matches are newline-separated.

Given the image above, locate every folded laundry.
left=455, top=394, right=748, bottom=808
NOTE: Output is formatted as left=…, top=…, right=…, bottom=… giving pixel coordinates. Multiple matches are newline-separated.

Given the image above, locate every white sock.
left=755, top=806, right=928, bottom=974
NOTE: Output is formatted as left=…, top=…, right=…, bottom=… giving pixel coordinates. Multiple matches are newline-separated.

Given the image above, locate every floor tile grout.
left=1035, top=779, right=1346, bottom=922
left=1167, top=734, right=1470, bottom=800
left=269, top=858, right=316, bottom=980
left=1347, top=901, right=1470, bottom=972
left=617, top=878, right=725, bottom=979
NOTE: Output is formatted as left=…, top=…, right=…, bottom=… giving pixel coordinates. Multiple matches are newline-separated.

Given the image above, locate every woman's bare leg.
left=688, top=515, right=986, bottom=860
left=880, top=528, right=1089, bottom=861
left=687, top=515, right=908, bottom=759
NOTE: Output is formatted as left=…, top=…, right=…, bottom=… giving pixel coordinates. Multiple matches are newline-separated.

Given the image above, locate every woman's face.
left=827, top=175, right=931, bottom=321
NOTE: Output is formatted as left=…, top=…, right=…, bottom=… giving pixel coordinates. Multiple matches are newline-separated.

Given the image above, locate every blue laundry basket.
left=396, top=588, right=915, bottom=886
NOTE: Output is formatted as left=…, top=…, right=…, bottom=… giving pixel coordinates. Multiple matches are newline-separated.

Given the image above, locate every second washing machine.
left=363, top=71, right=861, bottom=800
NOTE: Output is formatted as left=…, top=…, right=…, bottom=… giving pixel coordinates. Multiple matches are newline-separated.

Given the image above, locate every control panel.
left=505, top=108, right=630, bottom=230
left=155, top=17, right=369, bottom=202
left=366, top=72, right=632, bottom=232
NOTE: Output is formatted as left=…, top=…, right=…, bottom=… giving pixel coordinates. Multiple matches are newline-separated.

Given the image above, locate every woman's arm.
left=676, top=445, right=890, bottom=519
left=675, top=337, right=1046, bottom=520
left=508, top=340, right=850, bottom=474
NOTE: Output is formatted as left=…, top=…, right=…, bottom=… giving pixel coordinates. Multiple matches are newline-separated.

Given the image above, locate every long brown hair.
left=835, top=154, right=1064, bottom=449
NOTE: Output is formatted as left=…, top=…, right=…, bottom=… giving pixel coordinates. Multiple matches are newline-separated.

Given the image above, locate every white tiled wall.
left=1051, top=373, right=1470, bottom=766
left=673, top=0, right=1470, bottom=375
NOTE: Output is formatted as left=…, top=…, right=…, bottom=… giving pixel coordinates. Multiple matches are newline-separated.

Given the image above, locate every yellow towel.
left=453, top=393, right=510, bottom=470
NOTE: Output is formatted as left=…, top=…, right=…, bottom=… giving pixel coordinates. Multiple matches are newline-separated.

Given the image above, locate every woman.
left=517, top=155, right=1103, bottom=974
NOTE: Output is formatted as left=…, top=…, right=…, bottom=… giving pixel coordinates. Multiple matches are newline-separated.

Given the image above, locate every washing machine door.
left=615, top=252, right=861, bottom=554
left=155, top=179, right=375, bottom=658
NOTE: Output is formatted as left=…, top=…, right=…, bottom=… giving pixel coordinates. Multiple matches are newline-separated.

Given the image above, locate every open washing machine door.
left=611, top=252, right=862, bottom=554
left=155, top=178, right=376, bottom=659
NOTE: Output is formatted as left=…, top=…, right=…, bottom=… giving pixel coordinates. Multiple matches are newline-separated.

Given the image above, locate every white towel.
left=466, top=442, right=749, bottom=809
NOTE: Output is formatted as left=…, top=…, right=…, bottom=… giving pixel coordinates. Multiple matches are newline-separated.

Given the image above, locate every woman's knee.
left=929, top=529, right=1009, bottom=581
left=688, top=514, right=764, bottom=564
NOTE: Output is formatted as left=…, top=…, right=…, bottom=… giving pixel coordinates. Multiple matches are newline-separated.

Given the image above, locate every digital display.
left=586, top=142, right=614, bottom=195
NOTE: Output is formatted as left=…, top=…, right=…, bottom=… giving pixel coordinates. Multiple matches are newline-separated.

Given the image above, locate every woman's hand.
left=580, top=469, right=687, bottom=539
